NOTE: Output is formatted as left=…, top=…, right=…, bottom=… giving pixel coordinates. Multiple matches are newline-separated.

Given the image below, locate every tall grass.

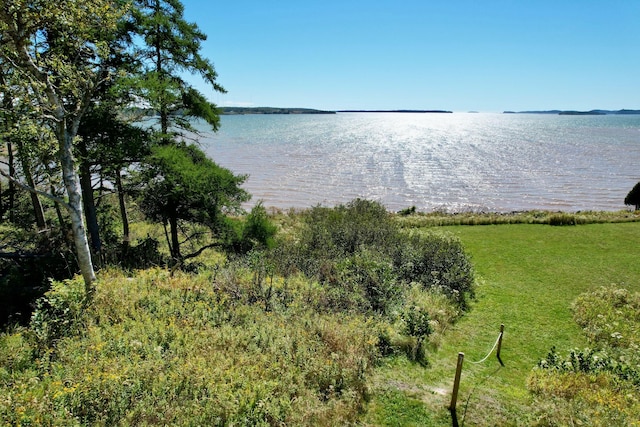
left=0, top=269, right=380, bottom=425
left=395, top=209, right=640, bottom=228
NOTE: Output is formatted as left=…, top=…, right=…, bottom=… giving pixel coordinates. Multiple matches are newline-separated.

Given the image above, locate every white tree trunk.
left=59, top=125, right=96, bottom=292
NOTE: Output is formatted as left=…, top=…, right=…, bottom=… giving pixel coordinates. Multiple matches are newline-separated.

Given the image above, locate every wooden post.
left=449, top=352, right=464, bottom=410
left=449, top=352, right=464, bottom=427
left=496, top=324, right=505, bottom=367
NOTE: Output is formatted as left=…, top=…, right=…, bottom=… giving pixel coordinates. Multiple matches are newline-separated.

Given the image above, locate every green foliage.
left=548, top=213, right=584, bottom=226
left=140, top=144, right=248, bottom=224
left=572, top=286, right=640, bottom=349
left=227, top=202, right=279, bottom=253
left=299, top=198, right=397, bottom=261
left=400, top=305, right=432, bottom=364
left=130, top=0, right=225, bottom=137
left=0, top=226, right=77, bottom=327
left=335, top=250, right=401, bottom=315
left=397, top=205, right=416, bottom=216
left=624, top=181, right=640, bottom=210
left=529, top=286, right=640, bottom=424
left=396, top=209, right=640, bottom=227
left=28, top=278, right=86, bottom=355
left=137, top=144, right=249, bottom=260
left=274, top=199, right=475, bottom=312
left=0, top=268, right=379, bottom=425
left=391, top=232, right=475, bottom=310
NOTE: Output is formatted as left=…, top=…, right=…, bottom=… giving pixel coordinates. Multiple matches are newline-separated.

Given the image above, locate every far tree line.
left=0, top=0, right=270, bottom=299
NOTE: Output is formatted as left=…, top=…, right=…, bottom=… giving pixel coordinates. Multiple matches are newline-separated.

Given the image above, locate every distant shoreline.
left=337, top=109, right=453, bottom=113
left=219, top=107, right=335, bottom=115
left=503, top=109, right=640, bottom=115
left=218, top=107, right=454, bottom=115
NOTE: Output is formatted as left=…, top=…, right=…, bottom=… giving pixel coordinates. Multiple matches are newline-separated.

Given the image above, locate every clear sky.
left=181, top=0, right=640, bottom=112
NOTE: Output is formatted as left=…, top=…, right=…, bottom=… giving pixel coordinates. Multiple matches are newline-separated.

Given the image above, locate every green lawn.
left=366, top=222, right=640, bottom=426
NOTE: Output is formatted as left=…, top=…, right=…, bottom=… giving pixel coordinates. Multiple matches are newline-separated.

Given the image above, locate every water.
left=197, top=113, right=640, bottom=212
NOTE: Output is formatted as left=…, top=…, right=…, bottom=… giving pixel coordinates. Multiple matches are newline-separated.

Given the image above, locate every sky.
left=181, top=0, right=640, bottom=112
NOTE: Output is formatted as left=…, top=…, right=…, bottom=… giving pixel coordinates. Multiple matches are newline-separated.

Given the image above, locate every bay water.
left=198, top=113, right=640, bottom=212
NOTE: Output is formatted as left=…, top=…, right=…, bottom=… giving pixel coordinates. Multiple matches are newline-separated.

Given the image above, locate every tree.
left=624, top=182, right=640, bottom=211
left=131, top=0, right=225, bottom=142
left=0, top=0, right=129, bottom=293
left=138, top=144, right=249, bottom=263
left=77, top=104, right=150, bottom=255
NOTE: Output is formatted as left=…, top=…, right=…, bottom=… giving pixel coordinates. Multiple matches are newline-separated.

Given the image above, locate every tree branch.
left=0, top=168, right=72, bottom=211
left=181, top=242, right=220, bottom=261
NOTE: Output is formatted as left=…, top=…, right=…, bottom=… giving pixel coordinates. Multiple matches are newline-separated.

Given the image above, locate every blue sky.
left=182, top=0, right=640, bottom=112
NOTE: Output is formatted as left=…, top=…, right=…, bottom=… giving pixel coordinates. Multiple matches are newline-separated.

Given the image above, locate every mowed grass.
left=367, top=222, right=640, bottom=426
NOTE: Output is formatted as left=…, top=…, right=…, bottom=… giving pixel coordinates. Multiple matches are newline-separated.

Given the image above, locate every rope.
left=468, top=332, right=502, bottom=365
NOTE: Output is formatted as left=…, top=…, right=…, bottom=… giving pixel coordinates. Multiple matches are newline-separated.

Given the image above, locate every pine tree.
left=624, top=182, right=640, bottom=211
left=131, top=0, right=226, bottom=142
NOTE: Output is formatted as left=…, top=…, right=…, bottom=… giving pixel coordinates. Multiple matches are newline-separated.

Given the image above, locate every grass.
left=367, top=222, right=640, bottom=426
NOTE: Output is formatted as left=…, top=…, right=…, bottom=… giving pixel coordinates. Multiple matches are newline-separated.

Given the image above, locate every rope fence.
left=448, top=324, right=505, bottom=427
left=468, top=329, right=503, bottom=365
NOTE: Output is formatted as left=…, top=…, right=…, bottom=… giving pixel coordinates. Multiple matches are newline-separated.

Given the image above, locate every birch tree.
left=0, top=0, right=129, bottom=293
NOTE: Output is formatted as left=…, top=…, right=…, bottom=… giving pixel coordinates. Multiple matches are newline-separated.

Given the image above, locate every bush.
left=391, top=232, right=475, bottom=310
left=299, top=198, right=398, bottom=262
left=331, top=250, right=401, bottom=315
left=529, top=286, right=640, bottom=425
left=227, top=202, right=279, bottom=254
left=273, top=200, right=475, bottom=312
left=548, top=213, right=586, bottom=226
left=0, top=269, right=380, bottom=425
left=572, top=285, right=640, bottom=349
left=624, top=181, right=640, bottom=210
left=401, top=305, right=432, bottom=364
left=28, top=278, right=86, bottom=355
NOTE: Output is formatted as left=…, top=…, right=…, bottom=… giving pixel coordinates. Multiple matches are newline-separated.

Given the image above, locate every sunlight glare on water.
left=198, top=113, right=640, bottom=212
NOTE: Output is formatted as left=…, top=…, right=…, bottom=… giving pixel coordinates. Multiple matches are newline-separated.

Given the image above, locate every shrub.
left=529, top=286, right=640, bottom=425
left=28, top=278, right=86, bottom=355
left=401, top=305, right=432, bottom=364
left=548, top=213, right=585, bottom=226
left=572, top=285, right=640, bottom=349
left=391, top=232, right=475, bottom=310
left=0, top=269, right=380, bottom=425
left=227, top=202, right=279, bottom=254
left=299, top=198, right=398, bottom=261
left=274, top=200, right=475, bottom=312
left=0, top=227, right=77, bottom=327
left=624, top=181, right=640, bottom=210
left=327, top=250, right=402, bottom=315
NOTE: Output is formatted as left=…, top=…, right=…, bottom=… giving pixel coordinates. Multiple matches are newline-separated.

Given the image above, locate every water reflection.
left=199, top=113, right=640, bottom=212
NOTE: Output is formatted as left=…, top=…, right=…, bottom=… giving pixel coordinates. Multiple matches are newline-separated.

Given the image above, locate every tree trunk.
left=58, top=125, right=96, bottom=293
left=78, top=139, right=101, bottom=262
left=16, top=140, right=47, bottom=230
left=7, top=141, right=15, bottom=223
left=51, top=183, right=68, bottom=233
left=2, top=82, right=16, bottom=223
left=115, top=168, right=130, bottom=249
left=24, top=169, right=47, bottom=230
left=169, top=213, right=181, bottom=262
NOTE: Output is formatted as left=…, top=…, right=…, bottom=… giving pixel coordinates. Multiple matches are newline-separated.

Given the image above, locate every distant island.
left=220, top=107, right=335, bottom=115
left=503, top=109, right=640, bottom=115
left=337, top=109, right=453, bottom=113
left=218, top=107, right=455, bottom=115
